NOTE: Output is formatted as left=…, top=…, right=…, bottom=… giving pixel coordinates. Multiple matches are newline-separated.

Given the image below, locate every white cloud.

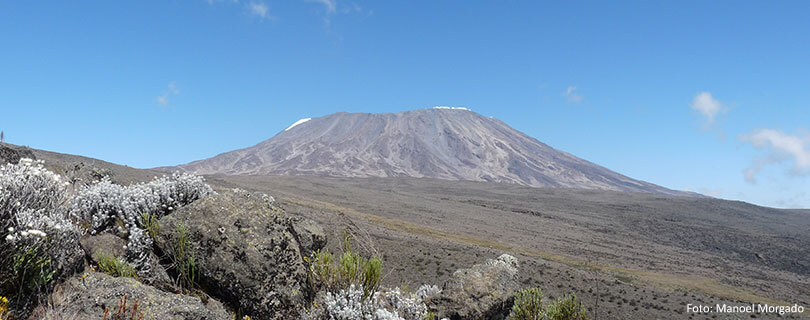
left=564, top=86, right=583, bottom=103
left=156, top=82, right=179, bottom=107
left=691, top=92, right=723, bottom=124
left=307, top=0, right=337, bottom=14
left=740, top=129, right=810, bottom=183
left=249, top=2, right=270, bottom=19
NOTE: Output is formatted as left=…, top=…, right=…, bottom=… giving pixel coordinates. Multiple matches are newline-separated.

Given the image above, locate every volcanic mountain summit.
left=168, top=108, right=687, bottom=195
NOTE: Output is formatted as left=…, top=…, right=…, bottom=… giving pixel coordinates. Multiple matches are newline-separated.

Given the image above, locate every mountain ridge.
left=162, top=108, right=694, bottom=196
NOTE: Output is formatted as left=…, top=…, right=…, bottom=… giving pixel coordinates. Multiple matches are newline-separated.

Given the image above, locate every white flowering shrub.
left=0, top=158, right=69, bottom=219
left=69, top=172, right=213, bottom=272
left=70, top=172, right=213, bottom=235
left=0, top=159, right=80, bottom=315
left=306, top=284, right=437, bottom=320
left=322, top=284, right=397, bottom=320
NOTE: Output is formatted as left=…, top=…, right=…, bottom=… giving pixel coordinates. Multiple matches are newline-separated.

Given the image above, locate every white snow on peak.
left=285, top=118, right=312, bottom=131
left=432, top=106, right=471, bottom=111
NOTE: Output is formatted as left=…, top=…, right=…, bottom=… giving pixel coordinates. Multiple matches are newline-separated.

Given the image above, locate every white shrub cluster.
left=70, top=172, right=213, bottom=234
left=4, top=208, right=77, bottom=244
left=0, top=158, right=69, bottom=218
left=1, top=159, right=80, bottom=293
left=69, top=172, right=213, bottom=271
left=320, top=284, right=438, bottom=320
left=1, top=159, right=74, bottom=244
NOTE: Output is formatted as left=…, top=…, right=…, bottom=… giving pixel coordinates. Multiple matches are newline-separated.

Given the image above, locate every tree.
left=1, top=130, right=4, bottom=143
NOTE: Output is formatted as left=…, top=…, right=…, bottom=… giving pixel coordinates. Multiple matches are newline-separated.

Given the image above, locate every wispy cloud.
left=563, top=86, right=583, bottom=103
left=307, top=0, right=337, bottom=15
left=157, top=82, right=180, bottom=107
left=249, top=2, right=270, bottom=19
left=206, top=0, right=239, bottom=5
left=740, top=129, right=810, bottom=183
left=691, top=92, right=723, bottom=125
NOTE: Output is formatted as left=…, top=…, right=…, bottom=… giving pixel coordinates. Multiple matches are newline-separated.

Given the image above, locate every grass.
left=283, top=196, right=801, bottom=311
left=140, top=212, right=160, bottom=241
left=168, top=222, right=198, bottom=289
left=96, top=252, right=137, bottom=278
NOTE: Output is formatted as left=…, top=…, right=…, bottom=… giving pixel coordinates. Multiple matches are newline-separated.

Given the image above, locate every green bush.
left=547, top=294, right=588, bottom=320
left=509, top=287, right=545, bottom=320
left=305, top=231, right=382, bottom=301
left=509, top=289, right=588, bottom=320
left=96, top=252, right=137, bottom=278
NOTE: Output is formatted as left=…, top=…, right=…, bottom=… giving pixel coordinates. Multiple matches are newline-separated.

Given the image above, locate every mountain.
left=165, top=108, right=690, bottom=195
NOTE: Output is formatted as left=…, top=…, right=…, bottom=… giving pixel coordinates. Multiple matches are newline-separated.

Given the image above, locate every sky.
left=1, top=1, right=809, bottom=209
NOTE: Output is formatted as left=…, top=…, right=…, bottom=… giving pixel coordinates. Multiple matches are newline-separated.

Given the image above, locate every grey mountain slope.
left=166, top=109, right=691, bottom=196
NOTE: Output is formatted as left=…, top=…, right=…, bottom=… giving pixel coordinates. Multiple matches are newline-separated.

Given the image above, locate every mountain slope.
left=168, top=108, right=689, bottom=195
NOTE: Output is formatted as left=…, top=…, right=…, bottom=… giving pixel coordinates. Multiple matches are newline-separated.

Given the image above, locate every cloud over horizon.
left=740, top=128, right=810, bottom=183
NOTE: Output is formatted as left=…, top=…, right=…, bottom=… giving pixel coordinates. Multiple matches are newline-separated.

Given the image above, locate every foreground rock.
left=155, top=191, right=325, bottom=320
left=43, top=271, right=228, bottom=319
left=80, top=233, right=177, bottom=293
left=428, top=254, right=520, bottom=320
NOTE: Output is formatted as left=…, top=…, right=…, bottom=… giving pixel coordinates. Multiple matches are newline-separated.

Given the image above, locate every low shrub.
left=306, top=232, right=382, bottom=301
left=0, top=159, right=80, bottom=317
left=509, top=288, right=544, bottom=320
left=509, top=288, right=588, bottom=320
left=546, top=294, right=587, bottom=320
left=96, top=252, right=137, bottom=278
left=304, top=232, right=438, bottom=320
left=69, top=172, right=212, bottom=275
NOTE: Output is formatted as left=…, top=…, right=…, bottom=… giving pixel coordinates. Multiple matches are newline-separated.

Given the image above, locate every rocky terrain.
left=220, top=174, right=810, bottom=319
left=0, top=143, right=566, bottom=320
left=2, top=143, right=808, bottom=319
left=164, top=109, right=692, bottom=196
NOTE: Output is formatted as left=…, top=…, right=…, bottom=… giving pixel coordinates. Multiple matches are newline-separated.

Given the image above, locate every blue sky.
left=1, top=1, right=809, bottom=208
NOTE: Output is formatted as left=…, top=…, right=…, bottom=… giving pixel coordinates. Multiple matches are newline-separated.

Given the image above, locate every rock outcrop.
left=0, top=143, right=35, bottom=165
left=80, top=233, right=176, bottom=293
left=154, top=191, right=325, bottom=320
left=428, top=254, right=520, bottom=320
left=45, top=271, right=228, bottom=319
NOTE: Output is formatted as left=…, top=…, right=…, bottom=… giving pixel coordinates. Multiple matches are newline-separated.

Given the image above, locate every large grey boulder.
left=428, top=254, right=520, bottom=320
left=154, top=191, right=324, bottom=320
left=43, top=271, right=228, bottom=319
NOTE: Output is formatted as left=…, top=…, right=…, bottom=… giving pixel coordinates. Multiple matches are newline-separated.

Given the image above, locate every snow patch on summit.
left=433, top=106, right=471, bottom=111
left=285, top=118, right=312, bottom=131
